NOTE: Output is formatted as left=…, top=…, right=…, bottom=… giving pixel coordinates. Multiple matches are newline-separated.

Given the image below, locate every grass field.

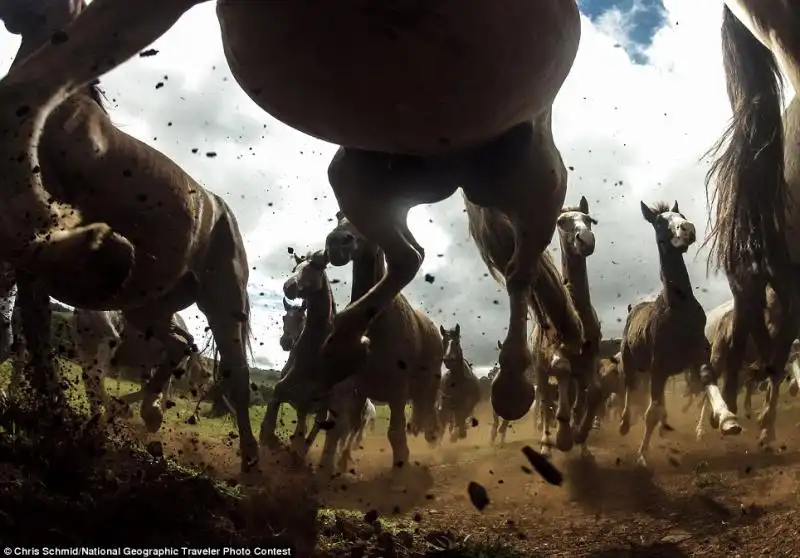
left=0, top=358, right=397, bottom=441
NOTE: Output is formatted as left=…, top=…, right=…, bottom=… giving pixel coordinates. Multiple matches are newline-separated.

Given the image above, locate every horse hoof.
left=491, top=374, right=534, bottom=422
left=720, top=416, right=742, bottom=437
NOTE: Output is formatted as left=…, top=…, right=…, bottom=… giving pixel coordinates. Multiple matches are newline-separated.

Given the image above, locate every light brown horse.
left=0, top=0, right=257, bottom=472
left=0, top=0, right=581, bottom=426
left=532, top=196, right=602, bottom=457
left=439, top=323, right=481, bottom=443
left=325, top=212, right=444, bottom=483
left=704, top=2, right=800, bottom=446
left=619, top=201, right=740, bottom=468
left=702, top=293, right=794, bottom=445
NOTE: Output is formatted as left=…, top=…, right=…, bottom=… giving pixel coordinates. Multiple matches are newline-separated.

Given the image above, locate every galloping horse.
left=0, top=0, right=582, bottom=425
left=439, top=324, right=481, bottom=442
left=0, top=0, right=257, bottom=472
left=619, top=201, right=739, bottom=468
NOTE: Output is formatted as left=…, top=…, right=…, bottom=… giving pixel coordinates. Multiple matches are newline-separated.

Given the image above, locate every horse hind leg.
left=322, top=149, right=430, bottom=387
left=758, top=330, right=795, bottom=447
left=636, top=371, right=668, bottom=468
left=466, top=120, right=570, bottom=422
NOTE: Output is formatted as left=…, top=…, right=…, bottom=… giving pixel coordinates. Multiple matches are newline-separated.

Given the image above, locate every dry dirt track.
left=152, top=389, right=800, bottom=557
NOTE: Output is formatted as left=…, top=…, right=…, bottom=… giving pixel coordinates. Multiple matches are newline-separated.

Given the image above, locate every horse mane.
left=648, top=200, right=673, bottom=215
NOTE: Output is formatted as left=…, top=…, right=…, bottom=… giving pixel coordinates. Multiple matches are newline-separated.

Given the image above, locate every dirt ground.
left=5, top=378, right=800, bottom=557
left=141, top=388, right=800, bottom=557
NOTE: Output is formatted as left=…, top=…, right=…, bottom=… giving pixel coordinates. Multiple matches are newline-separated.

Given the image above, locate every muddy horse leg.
left=635, top=370, right=669, bottom=468
left=16, top=276, right=63, bottom=409
left=743, top=380, right=754, bottom=419
left=386, top=398, right=410, bottom=489
left=758, top=322, right=796, bottom=447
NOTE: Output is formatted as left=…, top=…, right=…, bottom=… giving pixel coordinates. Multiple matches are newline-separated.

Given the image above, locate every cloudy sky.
left=0, top=0, right=778, bottom=374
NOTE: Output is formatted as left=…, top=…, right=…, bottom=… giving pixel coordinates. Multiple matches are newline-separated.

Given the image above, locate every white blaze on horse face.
left=294, top=260, right=325, bottom=296
left=559, top=211, right=595, bottom=256
left=665, top=212, right=696, bottom=249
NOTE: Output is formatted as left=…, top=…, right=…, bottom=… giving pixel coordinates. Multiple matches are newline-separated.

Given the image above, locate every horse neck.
left=294, top=281, right=335, bottom=349
left=560, top=243, right=599, bottom=337
left=656, top=243, right=694, bottom=307
left=351, top=245, right=386, bottom=301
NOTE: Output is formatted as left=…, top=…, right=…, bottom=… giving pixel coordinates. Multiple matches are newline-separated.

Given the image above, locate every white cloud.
left=0, top=1, right=765, bottom=369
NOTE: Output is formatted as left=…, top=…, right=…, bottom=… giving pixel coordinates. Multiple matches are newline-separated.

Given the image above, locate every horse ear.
left=454, top=323, right=460, bottom=336
left=439, top=325, right=446, bottom=337
left=293, top=252, right=303, bottom=265
left=640, top=201, right=655, bottom=223
left=335, top=210, right=345, bottom=222
left=579, top=196, right=589, bottom=214
left=283, top=297, right=291, bottom=311
left=497, top=340, right=502, bottom=351
left=671, top=200, right=680, bottom=213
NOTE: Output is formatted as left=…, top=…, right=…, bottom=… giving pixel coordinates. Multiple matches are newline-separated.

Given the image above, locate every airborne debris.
left=424, top=273, right=435, bottom=284
left=467, top=481, right=489, bottom=511
left=139, top=48, right=160, bottom=57
left=521, top=445, right=563, bottom=486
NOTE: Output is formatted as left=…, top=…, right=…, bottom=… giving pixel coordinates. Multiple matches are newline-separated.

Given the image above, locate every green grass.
left=0, top=358, right=397, bottom=442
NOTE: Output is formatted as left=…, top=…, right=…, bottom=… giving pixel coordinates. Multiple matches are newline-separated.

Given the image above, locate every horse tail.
left=704, top=5, right=792, bottom=304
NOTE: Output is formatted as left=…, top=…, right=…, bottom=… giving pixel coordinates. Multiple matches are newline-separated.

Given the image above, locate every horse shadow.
left=562, top=456, right=758, bottom=539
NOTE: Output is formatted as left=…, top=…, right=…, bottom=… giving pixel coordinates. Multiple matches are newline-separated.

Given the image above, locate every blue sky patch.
left=579, top=0, right=667, bottom=64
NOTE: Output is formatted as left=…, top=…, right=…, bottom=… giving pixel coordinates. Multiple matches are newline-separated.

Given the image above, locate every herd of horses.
left=0, top=0, right=799, bottom=484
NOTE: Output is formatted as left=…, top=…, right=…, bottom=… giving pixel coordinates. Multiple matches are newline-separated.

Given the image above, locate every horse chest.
left=216, top=0, right=580, bottom=155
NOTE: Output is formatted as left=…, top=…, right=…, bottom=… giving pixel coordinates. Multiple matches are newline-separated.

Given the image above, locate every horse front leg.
left=535, top=367, right=554, bottom=456
left=322, top=149, right=428, bottom=387
left=0, top=0, right=205, bottom=285
left=16, top=276, right=63, bottom=409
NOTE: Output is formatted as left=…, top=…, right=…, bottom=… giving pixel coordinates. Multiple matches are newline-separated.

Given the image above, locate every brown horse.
left=266, top=292, right=319, bottom=452
left=260, top=251, right=362, bottom=469
left=0, top=0, right=581, bottom=426
left=702, top=293, right=794, bottom=445
left=325, top=212, right=443, bottom=482
left=619, top=201, right=740, bottom=468
left=533, top=196, right=601, bottom=457
left=0, top=0, right=258, bottom=472
left=439, top=324, right=481, bottom=443
left=704, top=2, right=800, bottom=446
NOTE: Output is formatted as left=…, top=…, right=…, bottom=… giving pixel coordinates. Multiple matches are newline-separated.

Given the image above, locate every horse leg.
left=758, top=327, right=796, bottom=447
left=387, top=399, right=410, bottom=489
left=535, top=368, right=554, bottom=456
left=490, top=411, right=499, bottom=445
left=789, top=359, right=800, bottom=396
left=123, top=310, right=188, bottom=432
left=743, top=381, right=754, bottom=419
left=695, top=397, right=709, bottom=440
left=259, top=398, right=283, bottom=451
left=16, top=276, right=63, bottom=408
left=290, top=407, right=310, bottom=456
left=321, top=149, right=430, bottom=387
left=636, top=371, right=668, bottom=468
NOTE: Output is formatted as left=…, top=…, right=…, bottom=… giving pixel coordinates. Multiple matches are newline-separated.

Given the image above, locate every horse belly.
left=217, top=0, right=580, bottom=155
